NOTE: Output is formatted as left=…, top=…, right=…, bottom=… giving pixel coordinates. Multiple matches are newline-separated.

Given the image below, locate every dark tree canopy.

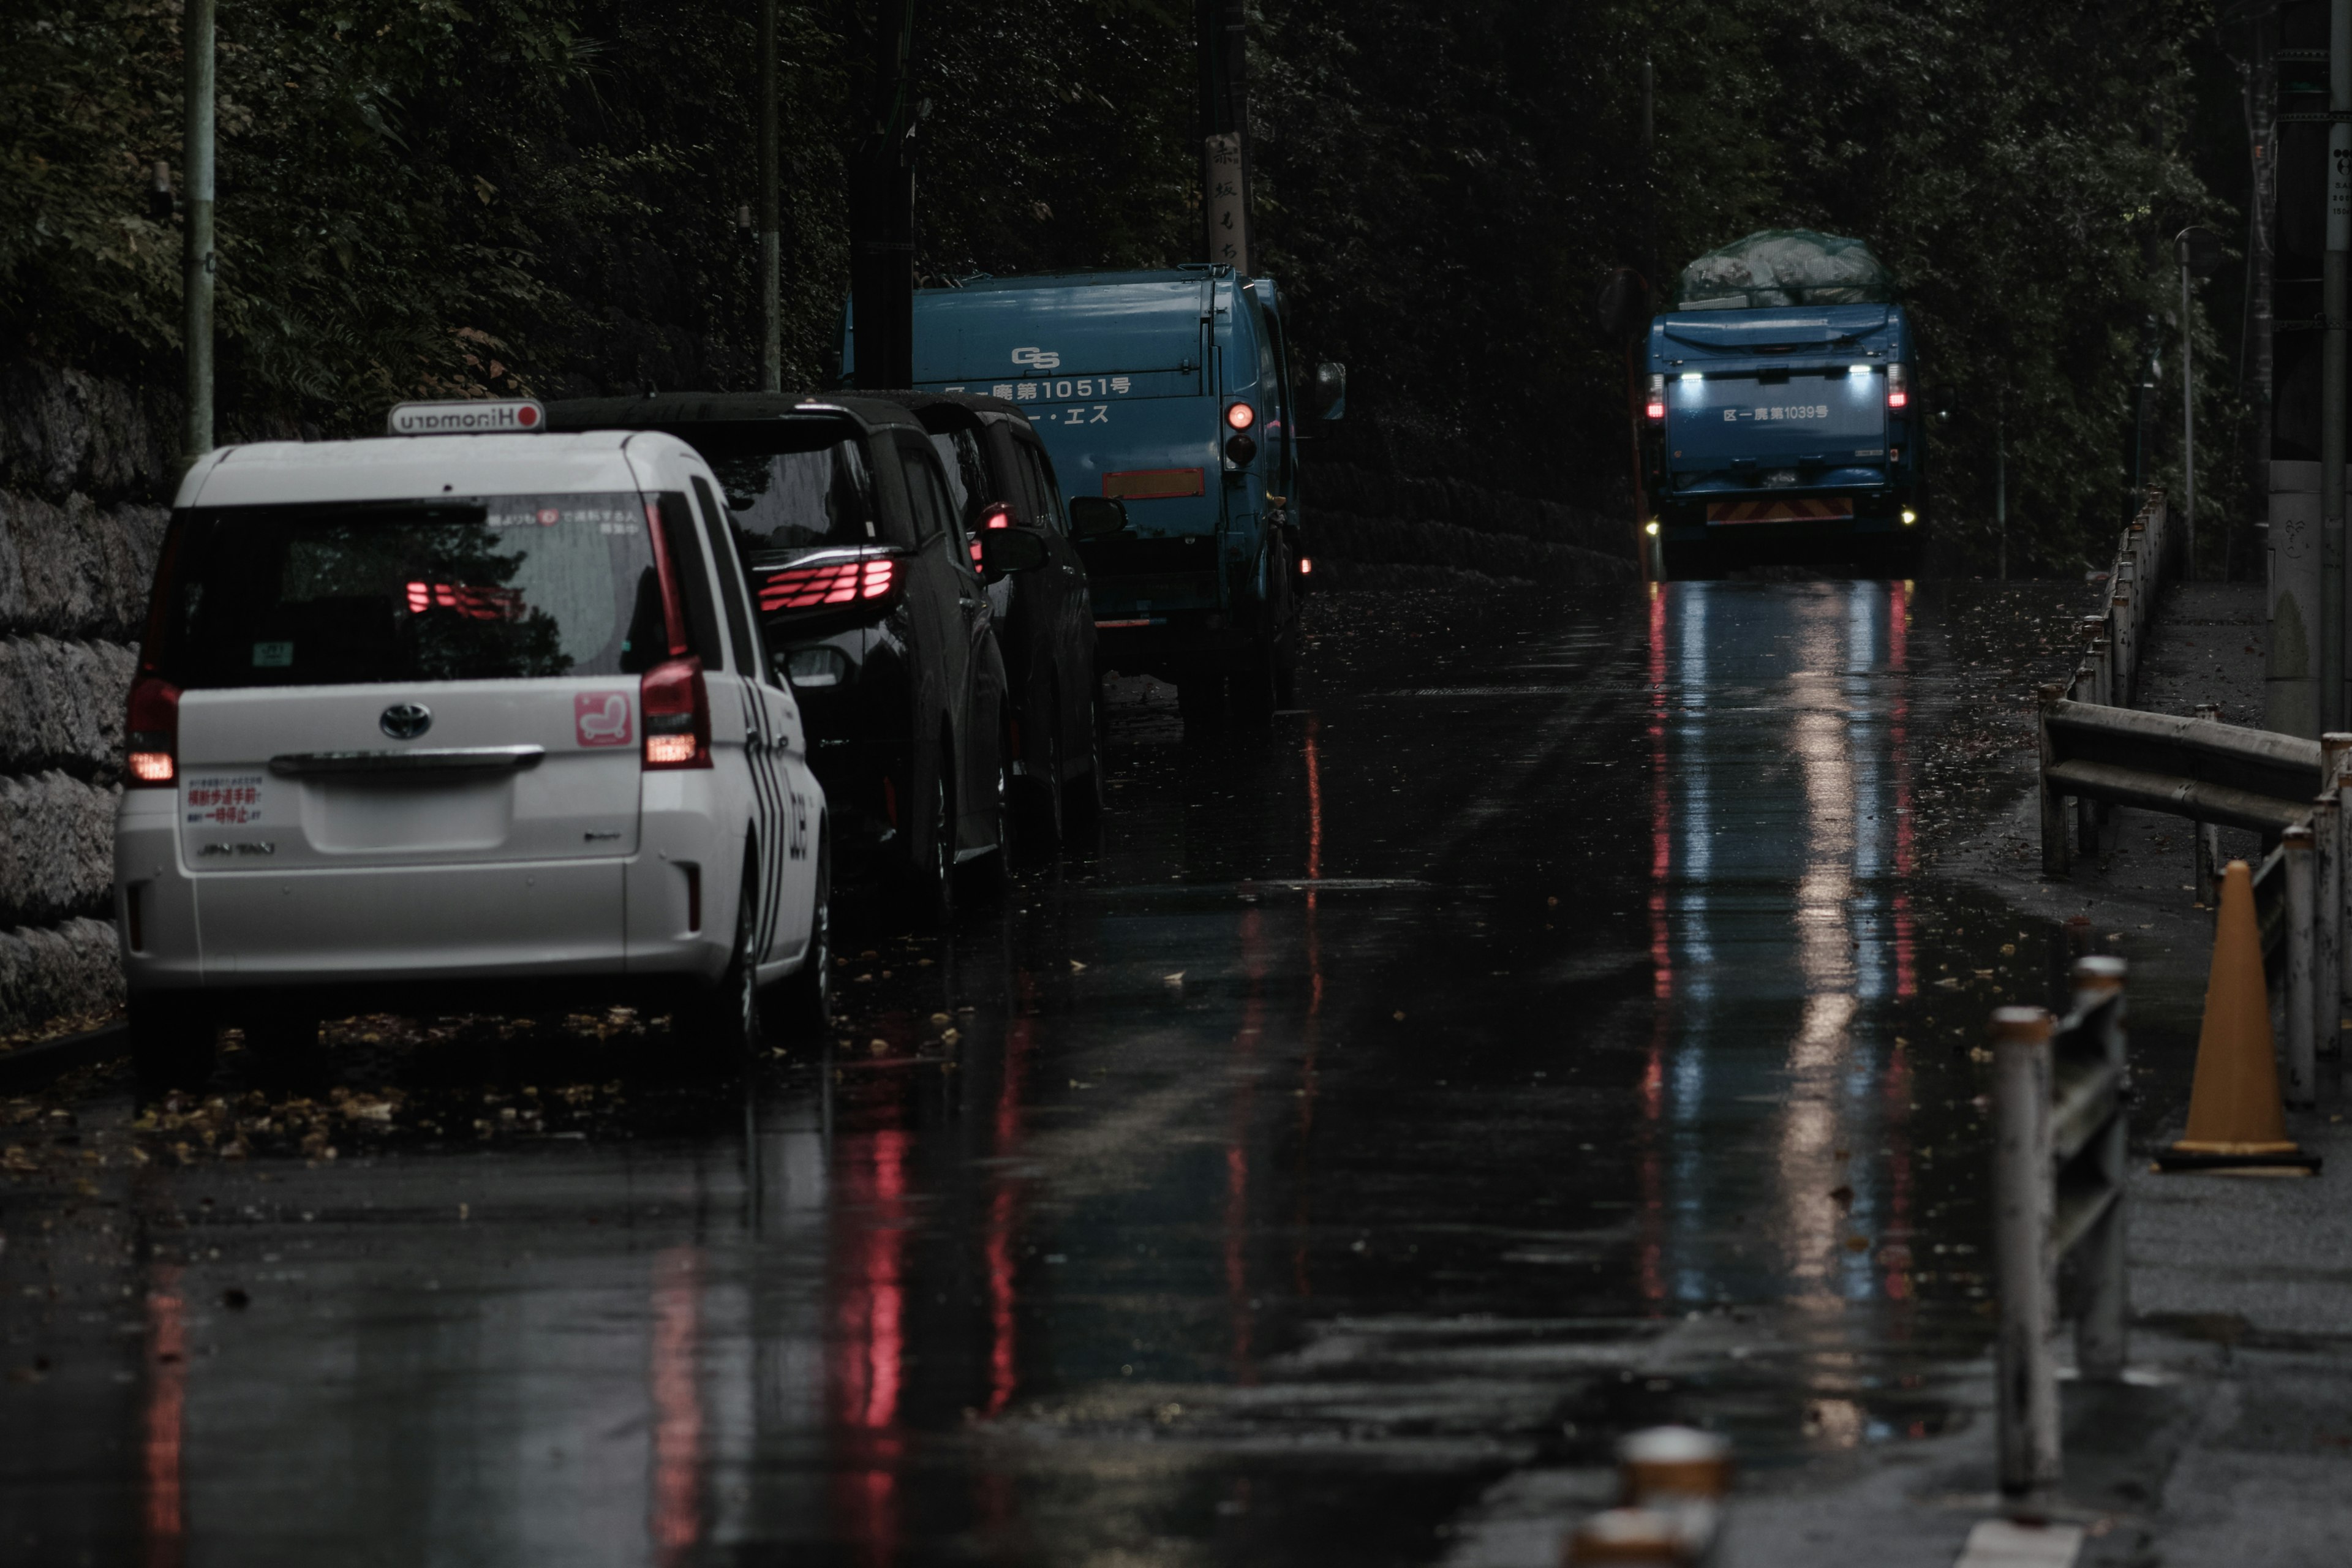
left=1, top=0, right=2234, bottom=572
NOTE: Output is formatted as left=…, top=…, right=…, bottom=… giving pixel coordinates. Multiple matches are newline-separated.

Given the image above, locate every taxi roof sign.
left=386, top=399, right=545, bottom=435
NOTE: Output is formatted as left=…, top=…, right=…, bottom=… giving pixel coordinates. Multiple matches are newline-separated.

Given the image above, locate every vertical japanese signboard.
left=1206, top=132, right=1247, bottom=273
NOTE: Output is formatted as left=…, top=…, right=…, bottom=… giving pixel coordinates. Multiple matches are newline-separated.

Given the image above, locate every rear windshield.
left=153, top=494, right=663, bottom=688
left=685, top=431, right=878, bottom=564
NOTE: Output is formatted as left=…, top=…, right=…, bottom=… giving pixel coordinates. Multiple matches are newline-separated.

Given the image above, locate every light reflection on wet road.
left=4, top=581, right=2045, bottom=1566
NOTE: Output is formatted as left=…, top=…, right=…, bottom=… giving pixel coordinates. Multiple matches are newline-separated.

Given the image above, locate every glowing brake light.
left=1645, top=373, right=1665, bottom=421
left=405, top=581, right=522, bottom=620
left=1226, top=402, right=1256, bottom=431
left=982, top=506, right=1012, bottom=529
left=1887, top=361, right=1909, bottom=409
left=640, top=656, right=711, bottom=769
left=126, top=675, right=180, bottom=786
left=758, top=557, right=897, bottom=612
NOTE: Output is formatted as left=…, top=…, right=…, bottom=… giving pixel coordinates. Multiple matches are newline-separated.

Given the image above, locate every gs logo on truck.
left=1010, top=345, right=1061, bottom=371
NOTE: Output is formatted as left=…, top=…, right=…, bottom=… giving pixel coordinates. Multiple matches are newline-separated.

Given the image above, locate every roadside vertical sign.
left=1206, top=133, right=1247, bottom=273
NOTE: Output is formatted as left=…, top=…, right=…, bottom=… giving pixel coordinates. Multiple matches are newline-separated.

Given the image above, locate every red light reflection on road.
left=1227, top=909, right=1267, bottom=1378
left=144, top=1264, right=185, bottom=1568
left=649, top=1247, right=704, bottom=1566
left=832, top=1126, right=913, bottom=1566
left=1641, top=584, right=1672, bottom=1306
left=1890, top=582, right=1917, bottom=998
left=985, top=977, right=1036, bottom=1418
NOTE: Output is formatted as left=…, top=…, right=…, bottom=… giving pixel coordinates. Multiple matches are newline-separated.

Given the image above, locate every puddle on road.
left=1, top=580, right=2113, bottom=1564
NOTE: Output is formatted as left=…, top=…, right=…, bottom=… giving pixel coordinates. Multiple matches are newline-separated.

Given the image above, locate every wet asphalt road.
left=1, top=579, right=2083, bottom=1566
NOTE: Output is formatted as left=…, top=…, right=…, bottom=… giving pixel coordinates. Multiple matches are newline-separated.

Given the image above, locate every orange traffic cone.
left=2156, top=859, right=2321, bottom=1174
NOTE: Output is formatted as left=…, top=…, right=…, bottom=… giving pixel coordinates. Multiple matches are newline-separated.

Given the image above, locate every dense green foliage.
left=3, top=0, right=2233, bottom=571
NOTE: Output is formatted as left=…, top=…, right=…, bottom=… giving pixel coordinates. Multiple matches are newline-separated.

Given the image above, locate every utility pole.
left=2180, top=228, right=2223, bottom=581
left=758, top=0, right=781, bottom=393
left=1199, top=0, right=1249, bottom=270
left=1640, top=56, right=1657, bottom=291
left=2327, top=0, right=2350, bottom=729
left=2246, top=4, right=2279, bottom=587
left=1997, top=405, right=2008, bottom=581
left=848, top=0, right=919, bottom=390
left=183, top=0, right=215, bottom=464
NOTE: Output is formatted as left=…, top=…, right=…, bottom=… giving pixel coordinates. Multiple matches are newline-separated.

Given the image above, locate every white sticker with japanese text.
left=183, top=773, right=268, bottom=827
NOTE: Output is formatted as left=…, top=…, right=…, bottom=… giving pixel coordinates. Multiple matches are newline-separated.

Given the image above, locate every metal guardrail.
left=2061, top=489, right=2170, bottom=714
left=2035, top=701, right=2349, bottom=1106
left=2037, top=699, right=2324, bottom=871
left=1989, top=957, right=2130, bottom=1498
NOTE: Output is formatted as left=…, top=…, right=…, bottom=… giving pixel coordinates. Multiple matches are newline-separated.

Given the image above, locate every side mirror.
left=978, top=527, right=1049, bottom=581
left=1312, top=362, right=1347, bottom=422
left=1067, top=496, right=1131, bottom=540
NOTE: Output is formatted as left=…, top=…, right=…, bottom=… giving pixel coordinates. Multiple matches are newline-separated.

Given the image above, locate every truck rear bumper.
left=1091, top=611, right=1270, bottom=680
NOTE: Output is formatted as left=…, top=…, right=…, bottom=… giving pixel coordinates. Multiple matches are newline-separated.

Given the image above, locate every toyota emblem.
left=380, top=702, right=432, bottom=741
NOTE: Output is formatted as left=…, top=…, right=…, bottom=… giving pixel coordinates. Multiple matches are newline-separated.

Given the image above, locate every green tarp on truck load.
left=1674, top=230, right=1897, bottom=311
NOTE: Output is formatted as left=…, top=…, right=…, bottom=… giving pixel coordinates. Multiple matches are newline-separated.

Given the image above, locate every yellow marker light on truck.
left=1645, top=520, right=1660, bottom=537
left=1901, top=509, right=1917, bottom=526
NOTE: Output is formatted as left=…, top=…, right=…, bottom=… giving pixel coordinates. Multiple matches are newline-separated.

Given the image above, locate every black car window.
left=709, top=437, right=878, bottom=563
left=690, top=475, right=763, bottom=680
left=895, top=432, right=958, bottom=547
left=1023, top=443, right=1068, bottom=534
left=929, top=430, right=992, bottom=529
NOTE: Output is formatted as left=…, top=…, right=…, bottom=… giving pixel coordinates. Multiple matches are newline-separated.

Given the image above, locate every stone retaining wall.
left=0, top=360, right=180, bottom=1031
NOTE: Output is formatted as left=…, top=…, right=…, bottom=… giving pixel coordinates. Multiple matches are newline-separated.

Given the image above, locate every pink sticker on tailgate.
left=575, top=692, right=633, bottom=747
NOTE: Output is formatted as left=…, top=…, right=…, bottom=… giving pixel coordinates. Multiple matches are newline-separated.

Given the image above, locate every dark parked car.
left=865, top=391, right=1104, bottom=846
left=549, top=393, right=1047, bottom=922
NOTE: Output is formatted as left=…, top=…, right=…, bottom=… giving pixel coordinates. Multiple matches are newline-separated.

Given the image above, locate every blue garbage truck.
left=845, top=266, right=1337, bottom=715
left=1642, top=231, right=1923, bottom=578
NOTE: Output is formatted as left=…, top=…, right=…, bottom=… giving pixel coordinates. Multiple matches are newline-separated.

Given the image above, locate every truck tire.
left=1177, top=671, right=1226, bottom=729
left=1662, top=538, right=1717, bottom=581
left=1232, top=640, right=1279, bottom=724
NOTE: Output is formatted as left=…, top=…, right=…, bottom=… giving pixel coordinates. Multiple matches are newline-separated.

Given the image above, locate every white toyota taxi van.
left=115, top=404, right=829, bottom=1078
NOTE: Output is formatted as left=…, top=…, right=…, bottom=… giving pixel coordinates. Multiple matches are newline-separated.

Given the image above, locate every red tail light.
left=758, top=556, right=897, bottom=614
left=641, top=657, right=711, bottom=769
left=126, top=676, right=181, bottom=786
left=1226, top=402, right=1256, bottom=431
left=1887, top=361, right=1909, bottom=409
left=1645, top=373, right=1665, bottom=420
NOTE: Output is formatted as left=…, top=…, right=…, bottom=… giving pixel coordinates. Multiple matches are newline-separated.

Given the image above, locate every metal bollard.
left=2285, top=825, right=2317, bottom=1108
left=2327, top=734, right=2352, bottom=1054
left=2070, top=957, right=2130, bottom=1381
left=2195, top=705, right=2225, bottom=904
left=1992, top=1006, right=2059, bottom=1496
left=2111, top=594, right=2133, bottom=703
left=2037, top=686, right=2070, bottom=876
left=2317, top=795, right=2342, bottom=1066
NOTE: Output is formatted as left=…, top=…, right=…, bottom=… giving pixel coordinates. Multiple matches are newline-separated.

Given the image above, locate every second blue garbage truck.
left=1642, top=230, right=1923, bottom=578
left=845, top=265, right=1338, bottom=716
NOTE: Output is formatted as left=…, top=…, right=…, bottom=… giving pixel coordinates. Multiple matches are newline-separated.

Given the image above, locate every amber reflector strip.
left=1104, top=469, right=1204, bottom=501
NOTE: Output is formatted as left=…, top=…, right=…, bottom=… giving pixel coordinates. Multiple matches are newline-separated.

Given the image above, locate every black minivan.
left=550, top=393, right=1047, bottom=922
left=867, top=392, right=1104, bottom=846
